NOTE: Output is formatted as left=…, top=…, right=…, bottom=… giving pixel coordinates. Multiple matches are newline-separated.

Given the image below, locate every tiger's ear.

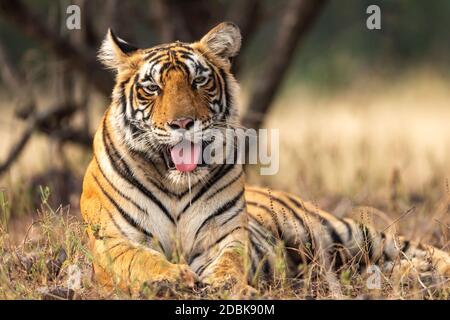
left=98, top=29, right=139, bottom=71
left=200, top=22, right=241, bottom=60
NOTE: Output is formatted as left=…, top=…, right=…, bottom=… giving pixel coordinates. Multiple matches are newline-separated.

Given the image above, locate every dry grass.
left=1, top=68, right=450, bottom=299
left=249, top=68, right=450, bottom=243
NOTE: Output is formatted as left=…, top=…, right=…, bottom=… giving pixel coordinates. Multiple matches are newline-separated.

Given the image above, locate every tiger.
left=80, top=22, right=450, bottom=297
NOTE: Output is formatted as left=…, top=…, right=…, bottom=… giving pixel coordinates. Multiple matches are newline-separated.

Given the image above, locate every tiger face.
left=99, top=23, right=241, bottom=184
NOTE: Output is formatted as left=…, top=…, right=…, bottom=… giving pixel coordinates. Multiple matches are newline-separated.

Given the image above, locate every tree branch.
left=0, top=40, right=35, bottom=117
left=0, top=0, right=113, bottom=96
left=0, top=124, right=34, bottom=177
left=151, top=0, right=193, bottom=42
left=42, top=127, right=92, bottom=147
left=0, top=104, right=91, bottom=178
left=242, top=0, right=328, bottom=129
left=226, top=0, right=262, bottom=76
left=0, top=41, right=22, bottom=91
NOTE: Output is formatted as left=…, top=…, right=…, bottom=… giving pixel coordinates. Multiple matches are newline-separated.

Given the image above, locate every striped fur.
left=80, top=23, right=450, bottom=295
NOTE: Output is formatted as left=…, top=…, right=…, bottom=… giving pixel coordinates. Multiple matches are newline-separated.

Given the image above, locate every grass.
left=0, top=68, right=450, bottom=299
left=1, top=186, right=448, bottom=300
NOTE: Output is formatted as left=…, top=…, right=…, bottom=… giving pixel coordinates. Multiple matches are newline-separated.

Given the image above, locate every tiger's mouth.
left=162, top=140, right=211, bottom=172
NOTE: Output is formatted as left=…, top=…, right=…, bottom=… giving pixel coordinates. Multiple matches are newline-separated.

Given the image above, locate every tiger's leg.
left=191, top=227, right=252, bottom=296
left=373, top=233, right=450, bottom=279
left=81, top=181, right=196, bottom=295
left=310, top=217, right=450, bottom=284
left=301, top=215, right=450, bottom=282
left=88, top=234, right=197, bottom=294
left=245, top=188, right=450, bottom=283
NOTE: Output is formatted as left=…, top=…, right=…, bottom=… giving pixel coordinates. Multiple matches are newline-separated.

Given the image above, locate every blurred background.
left=1, top=0, right=449, bottom=244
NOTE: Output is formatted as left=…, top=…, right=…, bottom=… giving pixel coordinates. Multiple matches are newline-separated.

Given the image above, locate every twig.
left=382, top=206, right=416, bottom=233
left=392, top=237, right=433, bottom=297
left=0, top=104, right=91, bottom=178
left=242, top=0, right=328, bottom=129
left=43, top=127, right=92, bottom=147
left=0, top=40, right=22, bottom=91
left=0, top=124, right=34, bottom=176
left=434, top=218, right=450, bottom=231
left=0, top=0, right=112, bottom=96
left=226, top=0, right=262, bottom=76
left=0, top=40, right=35, bottom=117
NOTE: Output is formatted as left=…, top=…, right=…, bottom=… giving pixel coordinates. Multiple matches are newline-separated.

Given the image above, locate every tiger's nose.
left=167, top=117, right=194, bottom=130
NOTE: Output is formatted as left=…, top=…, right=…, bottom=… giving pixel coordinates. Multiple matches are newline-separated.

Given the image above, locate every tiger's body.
left=81, top=22, right=450, bottom=295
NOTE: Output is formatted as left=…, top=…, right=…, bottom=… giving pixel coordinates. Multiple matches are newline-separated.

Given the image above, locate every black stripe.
left=106, top=241, right=126, bottom=253
left=327, top=224, right=345, bottom=247
left=96, top=156, right=167, bottom=252
left=246, top=223, right=274, bottom=277
left=179, top=164, right=235, bottom=217
left=174, top=62, right=191, bottom=77
left=159, top=61, right=172, bottom=76
left=188, top=226, right=243, bottom=265
left=128, top=75, right=137, bottom=117
left=203, top=60, right=224, bottom=113
left=117, top=80, right=145, bottom=138
left=248, top=216, right=277, bottom=245
left=128, top=250, right=139, bottom=282
left=193, top=190, right=244, bottom=243
left=196, top=240, right=244, bottom=276
left=249, top=234, right=271, bottom=277
left=285, top=194, right=344, bottom=247
left=136, top=152, right=204, bottom=199
left=94, top=155, right=149, bottom=216
left=401, top=240, right=410, bottom=254
left=382, top=251, right=390, bottom=262
left=283, top=193, right=317, bottom=216
left=323, top=222, right=346, bottom=270
left=219, top=68, right=232, bottom=117
left=206, top=171, right=243, bottom=200
left=131, top=158, right=183, bottom=198
left=246, top=236, right=259, bottom=277
left=247, top=201, right=283, bottom=239
left=281, top=193, right=348, bottom=268
left=102, top=208, right=130, bottom=240
left=119, top=81, right=128, bottom=117
left=102, top=122, right=175, bottom=225
left=249, top=190, right=314, bottom=249
left=196, top=257, right=214, bottom=276
left=373, top=232, right=388, bottom=264
left=92, top=173, right=153, bottom=238
left=111, top=247, right=132, bottom=264
left=145, top=52, right=168, bottom=64
left=359, top=223, right=373, bottom=260
left=340, top=218, right=353, bottom=242
left=219, top=202, right=245, bottom=228
left=285, top=245, right=305, bottom=270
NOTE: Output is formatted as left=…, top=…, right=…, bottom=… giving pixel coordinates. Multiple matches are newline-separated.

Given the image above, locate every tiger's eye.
left=147, top=84, right=160, bottom=92
left=193, top=76, right=207, bottom=85
left=140, top=80, right=160, bottom=93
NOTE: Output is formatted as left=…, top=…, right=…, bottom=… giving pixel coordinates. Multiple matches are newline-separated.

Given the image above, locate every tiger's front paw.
left=140, top=264, right=198, bottom=298
left=202, top=274, right=257, bottom=299
left=161, top=263, right=198, bottom=288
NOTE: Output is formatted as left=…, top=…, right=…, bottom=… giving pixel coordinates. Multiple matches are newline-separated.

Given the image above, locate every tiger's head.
left=99, top=22, right=241, bottom=184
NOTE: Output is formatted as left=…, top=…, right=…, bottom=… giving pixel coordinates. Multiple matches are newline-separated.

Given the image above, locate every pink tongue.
left=170, top=142, right=201, bottom=172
